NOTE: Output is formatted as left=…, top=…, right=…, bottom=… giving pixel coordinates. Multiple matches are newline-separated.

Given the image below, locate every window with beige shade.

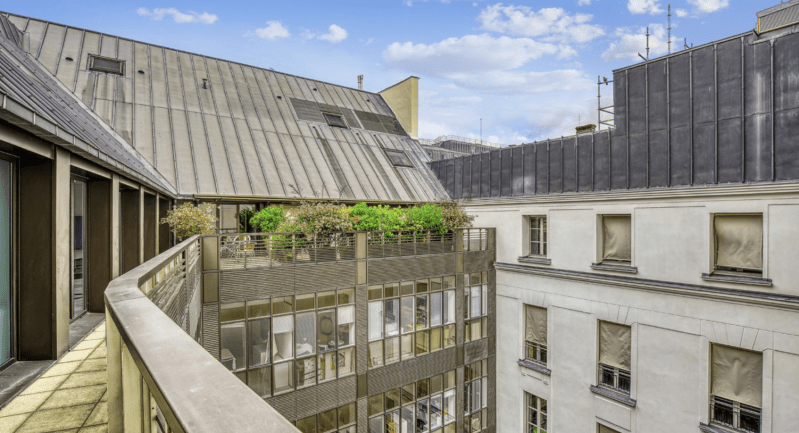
left=597, top=321, right=631, bottom=394
left=710, top=344, right=762, bottom=433
left=713, top=215, right=763, bottom=277
left=601, top=215, right=632, bottom=265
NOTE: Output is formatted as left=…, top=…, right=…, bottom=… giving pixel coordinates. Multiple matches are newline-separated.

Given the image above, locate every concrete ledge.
left=518, top=256, right=551, bottom=266
left=590, top=385, right=636, bottom=407
left=701, top=273, right=772, bottom=287
left=517, top=359, right=551, bottom=375
left=699, top=423, right=733, bottom=433
left=591, top=263, right=638, bottom=274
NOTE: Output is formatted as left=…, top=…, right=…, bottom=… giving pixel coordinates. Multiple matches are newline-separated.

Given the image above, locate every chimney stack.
left=358, top=75, right=363, bottom=90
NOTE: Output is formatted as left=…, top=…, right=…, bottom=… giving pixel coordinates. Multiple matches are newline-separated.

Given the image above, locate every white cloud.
left=688, top=0, right=729, bottom=13
left=384, top=34, right=566, bottom=74
left=578, top=0, right=591, bottom=5
left=445, top=69, right=594, bottom=94
left=137, top=7, right=217, bottom=24
left=426, top=96, right=483, bottom=107
left=250, top=21, right=290, bottom=40
left=478, top=4, right=604, bottom=44
left=675, top=8, right=688, bottom=17
left=602, top=24, right=676, bottom=61
left=318, top=25, right=348, bottom=43
left=627, top=0, right=664, bottom=15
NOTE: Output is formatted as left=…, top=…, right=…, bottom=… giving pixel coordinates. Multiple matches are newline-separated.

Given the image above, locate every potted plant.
left=160, top=203, right=217, bottom=242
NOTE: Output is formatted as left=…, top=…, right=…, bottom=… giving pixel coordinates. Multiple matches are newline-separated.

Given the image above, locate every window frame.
left=598, top=214, right=633, bottom=266
left=323, top=112, right=349, bottom=128
left=525, top=392, right=548, bottom=433
left=526, top=216, right=547, bottom=257
left=709, top=395, right=762, bottom=433
left=711, top=213, right=765, bottom=278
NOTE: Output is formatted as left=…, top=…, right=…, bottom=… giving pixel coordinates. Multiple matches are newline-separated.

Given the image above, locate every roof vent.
left=89, top=55, right=124, bottom=75
left=324, top=112, right=348, bottom=128
left=758, top=0, right=799, bottom=33
left=384, top=149, right=414, bottom=167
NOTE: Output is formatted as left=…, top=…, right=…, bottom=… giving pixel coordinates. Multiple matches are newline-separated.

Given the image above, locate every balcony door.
left=0, top=158, right=13, bottom=365
left=71, top=178, right=88, bottom=319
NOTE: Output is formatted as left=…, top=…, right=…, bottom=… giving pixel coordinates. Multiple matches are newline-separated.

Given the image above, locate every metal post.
left=626, top=70, right=630, bottom=189
left=741, top=36, right=746, bottom=182
left=646, top=62, right=650, bottom=188
left=689, top=51, right=694, bottom=185
left=667, top=58, right=671, bottom=186
left=771, top=39, right=776, bottom=181
left=714, top=44, right=719, bottom=184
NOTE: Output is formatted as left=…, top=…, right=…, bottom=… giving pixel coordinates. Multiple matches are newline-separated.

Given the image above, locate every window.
left=525, top=392, right=548, bottom=433
left=89, top=55, right=125, bottom=75
left=710, top=344, right=762, bottom=433
left=713, top=215, right=763, bottom=277
left=598, top=424, right=621, bottom=433
left=368, top=277, right=456, bottom=369
left=464, top=360, right=488, bottom=432
left=601, top=215, right=631, bottom=264
left=524, top=305, right=547, bottom=365
left=528, top=217, right=547, bottom=256
left=597, top=321, right=631, bottom=394
left=367, top=371, right=457, bottom=433
left=464, top=273, right=488, bottom=343
left=324, top=112, right=348, bottom=128
left=384, top=149, right=414, bottom=167
left=220, top=288, right=355, bottom=397
left=0, top=158, right=12, bottom=366
left=296, top=402, right=357, bottom=433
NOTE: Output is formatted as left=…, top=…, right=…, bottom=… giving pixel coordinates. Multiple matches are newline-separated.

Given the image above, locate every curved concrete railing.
left=104, top=235, right=299, bottom=433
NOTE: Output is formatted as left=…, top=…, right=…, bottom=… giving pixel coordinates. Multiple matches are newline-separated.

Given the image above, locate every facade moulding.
left=495, top=262, right=799, bottom=312
left=460, top=181, right=799, bottom=207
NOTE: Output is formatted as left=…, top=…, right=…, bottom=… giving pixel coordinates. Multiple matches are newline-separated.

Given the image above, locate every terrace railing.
left=104, top=235, right=298, bottom=433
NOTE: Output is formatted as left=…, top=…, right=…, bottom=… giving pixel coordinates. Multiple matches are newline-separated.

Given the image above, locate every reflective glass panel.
left=221, top=322, right=245, bottom=371
left=248, top=317, right=270, bottom=367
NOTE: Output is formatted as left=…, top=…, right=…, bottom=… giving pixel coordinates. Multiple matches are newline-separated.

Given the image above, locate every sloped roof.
left=0, top=12, right=448, bottom=202
left=0, top=15, right=176, bottom=194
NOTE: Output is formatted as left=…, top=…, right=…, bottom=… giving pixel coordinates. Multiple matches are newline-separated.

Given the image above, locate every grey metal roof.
left=0, top=14, right=176, bottom=193
left=0, top=12, right=447, bottom=202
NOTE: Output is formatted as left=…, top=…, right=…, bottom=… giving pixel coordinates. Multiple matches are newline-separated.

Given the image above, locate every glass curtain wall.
left=0, top=158, right=12, bottom=365
left=71, top=178, right=87, bottom=319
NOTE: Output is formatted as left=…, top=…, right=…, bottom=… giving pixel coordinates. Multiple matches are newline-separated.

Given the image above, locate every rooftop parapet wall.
left=430, top=28, right=799, bottom=200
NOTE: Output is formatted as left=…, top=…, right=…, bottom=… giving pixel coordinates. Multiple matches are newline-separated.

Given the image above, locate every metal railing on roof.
left=417, top=135, right=504, bottom=149
left=104, top=235, right=299, bottom=433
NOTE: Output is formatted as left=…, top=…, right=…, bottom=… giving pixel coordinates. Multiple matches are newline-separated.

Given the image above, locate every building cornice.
left=461, top=181, right=799, bottom=207
left=495, top=262, right=799, bottom=312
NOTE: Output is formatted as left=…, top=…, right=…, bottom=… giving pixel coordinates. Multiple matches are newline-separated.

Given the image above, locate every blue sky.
left=6, top=0, right=771, bottom=144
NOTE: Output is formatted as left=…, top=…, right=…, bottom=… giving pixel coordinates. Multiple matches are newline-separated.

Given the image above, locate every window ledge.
left=701, top=273, right=772, bottom=287
left=517, top=359, right=551, bottom=375
left=699, top=423, right=735, bottom=433
left=591, top=263, right=638, bottom=274
left=589, top=385, right=636, bottom=407
left=518, top=256, right=551, bottom=265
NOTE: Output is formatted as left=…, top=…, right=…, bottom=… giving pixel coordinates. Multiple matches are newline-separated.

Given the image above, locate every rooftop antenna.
left=358, top=75, right=363, bottom=90
left=638, top=27, right=650, bottom=62
left=597, top=76, right=614, bottom=131
left=684, top=38, right=689, bottom=50
left=668, top=4, right=672, bottom=54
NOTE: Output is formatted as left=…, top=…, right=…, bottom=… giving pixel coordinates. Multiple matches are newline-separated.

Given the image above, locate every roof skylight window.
left=324, top=113, right=348, bottom=128
left=384, top=149, right=414, bottom=168
left=89, top=55, right=125, bottom=75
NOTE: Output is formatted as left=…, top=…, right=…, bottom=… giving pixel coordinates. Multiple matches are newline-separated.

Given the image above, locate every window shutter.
left=524, top=305, right=547, bottom=346
left=598, top=321, right=631, bottom=371
left=715, top=215, right=763, bottom=270
left=602, top=216, right=631, bottom=261
left=711, top=344, right=763, bottom=408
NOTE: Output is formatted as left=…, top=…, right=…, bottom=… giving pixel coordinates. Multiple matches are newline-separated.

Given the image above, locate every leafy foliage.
left=160, top=203, right=217, bottom=241
left=239, top=208, right=256, bottom=232
left=249, top=205, right=286, bottom=233
left=250, top=200, right=473, bottom=235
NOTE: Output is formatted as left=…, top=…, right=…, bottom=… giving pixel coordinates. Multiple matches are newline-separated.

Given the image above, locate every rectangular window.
left=385, top=298, right=400, bottom=337
left=598, top=424, right=620, bottom=433
left=272, top=315, right=294, bottom=362
left=598, top=321, right=631, bottom=394
left=384, top=149, right=414, bottom=167
left=710, top=344, right=762, bottom=433
left=89, top=55, right=125, bottom=75
left=295, top=312, right=316, bottom=357
left=525, top=392, right=547, bottom=433
left=713, top=215, right=763, bottom=276
left=337, top=305, right=355, bottom=347
left=368, top=301, right=384, bottom=341
left=602, top=215, right=631, bottom=264
left=529, top=216, right=547, bottom=256
left=401, top=297, right=415, bottom=334
left=524, top=305, right=547, bottom=365
left=324, top=112, right=348, bottom=128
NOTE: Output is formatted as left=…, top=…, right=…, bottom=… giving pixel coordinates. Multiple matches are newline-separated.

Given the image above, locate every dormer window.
left=89, top=55, right=125, bottom=75
left=323, top=113, right=348, bottom=128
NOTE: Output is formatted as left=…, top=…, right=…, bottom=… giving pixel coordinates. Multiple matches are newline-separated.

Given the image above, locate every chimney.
left=358, top=75, right=363, bottom=90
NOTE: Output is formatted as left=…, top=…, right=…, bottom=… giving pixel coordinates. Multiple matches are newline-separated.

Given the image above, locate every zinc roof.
left=0, top=12, right=447, bottom=202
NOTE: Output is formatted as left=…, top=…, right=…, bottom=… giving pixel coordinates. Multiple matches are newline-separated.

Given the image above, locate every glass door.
left=71, top=178, right=87, bottom=319
left=0, top=158, right=12, bottom=365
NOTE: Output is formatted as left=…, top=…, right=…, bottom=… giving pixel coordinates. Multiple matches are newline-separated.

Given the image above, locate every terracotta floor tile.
left=0, top=391, right=51, bottom=417
left=15, top=404, right=94, bottom=433
left=42, top=361, right=82, bottom=378
left=20, top=375, right=69, bottom=395
left=0, top=413, right=29, bottom=433
left=75, top=358, right=106, bottom=373
left=40, top=384, right=106, bottom=410
left=83, top=401, right=107, bottom=426
left=59, top=350, right=94, bottom=364
left=59, top=371, right=107, bottom=389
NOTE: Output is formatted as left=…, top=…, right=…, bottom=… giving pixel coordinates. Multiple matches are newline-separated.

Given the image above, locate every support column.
left=111, top=175, right=120, bottom=279
left=52, top=147, right=71, bottom=357
left=87, top=178, right=112, bottom=312
left=120, top=187, right=140, bottom=275
left=143, top=192, right=157, bottom=262
left=138, top=188, right=145, bottom=265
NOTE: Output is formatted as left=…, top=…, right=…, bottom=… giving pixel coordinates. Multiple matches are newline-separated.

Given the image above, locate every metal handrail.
left=104, top=235, right=299, bottom=433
